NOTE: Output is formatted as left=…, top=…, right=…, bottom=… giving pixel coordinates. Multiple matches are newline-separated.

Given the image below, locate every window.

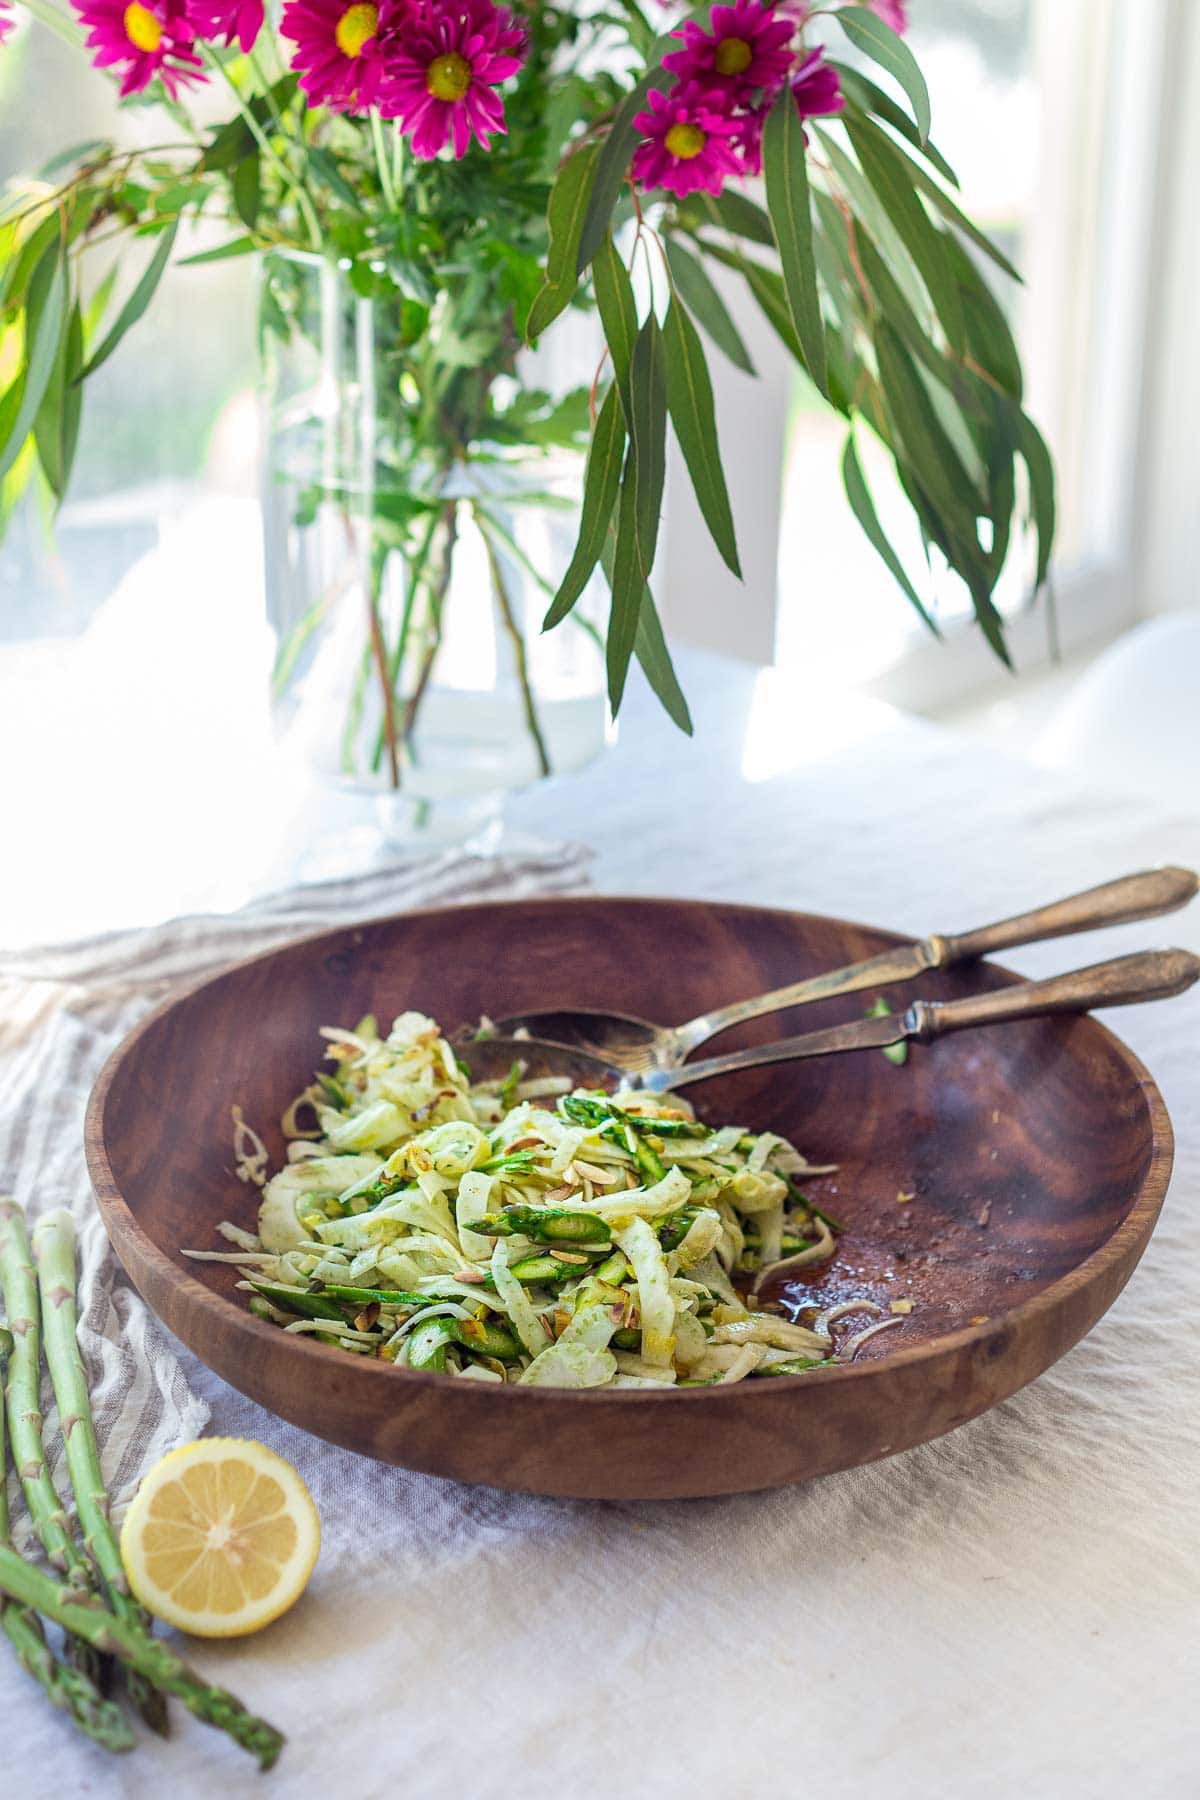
left=0, top=24, right=260, bottom=642
left=660, top=0, right=1176, bottom=712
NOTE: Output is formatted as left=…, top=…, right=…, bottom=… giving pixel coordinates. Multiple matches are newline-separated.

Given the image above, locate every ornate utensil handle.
left=669, top=867, right=1198, bottom=1061
left=651, top=948, right=1200, bottom=1093
left=936, top=867, right=1199, bottom=963
left=906, top=948, right=1200, bottom=1041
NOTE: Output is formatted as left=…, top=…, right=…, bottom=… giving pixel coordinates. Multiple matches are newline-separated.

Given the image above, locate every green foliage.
left=0, top=0, right=1056, bottom=743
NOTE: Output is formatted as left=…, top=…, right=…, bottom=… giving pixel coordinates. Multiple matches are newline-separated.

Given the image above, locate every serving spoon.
left=477, top=867, right=1199, bottom=1075
left=467, top=947, right=1200, bottom=1096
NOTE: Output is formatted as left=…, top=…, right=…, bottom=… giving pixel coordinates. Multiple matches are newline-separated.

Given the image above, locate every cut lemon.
left=119, top=1438, right=320, bottom=1638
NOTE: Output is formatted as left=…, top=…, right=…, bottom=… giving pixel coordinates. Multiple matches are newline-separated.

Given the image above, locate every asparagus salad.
left=189, top=1012, right=899, bottom=1387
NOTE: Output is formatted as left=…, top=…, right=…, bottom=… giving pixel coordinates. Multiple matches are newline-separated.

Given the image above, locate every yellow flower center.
left=123, top=1, right=163, bottom=52
left=664, top=121, right=707, bottom=161
left=334, top=1, right=378, bottom=58
left=426, top=51, right=472, bottom=101
left=714, top=35, right=752, bottom=76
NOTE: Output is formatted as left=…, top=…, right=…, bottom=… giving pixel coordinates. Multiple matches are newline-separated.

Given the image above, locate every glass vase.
left=260, top=252, right=608, bottom=843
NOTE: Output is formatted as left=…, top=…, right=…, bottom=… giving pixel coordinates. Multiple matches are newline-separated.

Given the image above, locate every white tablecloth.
left=5, top=649, right=1199, bottom=1797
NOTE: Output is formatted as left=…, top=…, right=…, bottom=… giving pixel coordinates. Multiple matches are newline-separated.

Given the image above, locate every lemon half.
left=119, top=1438, right=320, bottom=1638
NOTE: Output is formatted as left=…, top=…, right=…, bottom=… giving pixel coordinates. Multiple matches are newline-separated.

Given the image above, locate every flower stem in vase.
left=370, top=503, right=442, bottom=776
left=400, top=498, right=458, bottom=752
left=476, top=504, right=552, bottom=779
left=367, top=550, right=402, bottom=789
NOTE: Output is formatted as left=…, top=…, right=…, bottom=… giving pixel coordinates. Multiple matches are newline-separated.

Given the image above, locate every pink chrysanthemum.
left=0, top=2, right=15, bottom=45
left=632, top=82, right=743, bottom=198
left=778, top=0, right=906, bottom=27
left=731, top=102, right=767, bottom=176
left=790, top=46, right=843, bottom=118
left=662, top=1, right=795, bottom=99
left=869, top=0, right=908, bottom=32
left=191, top=0, right=263, bottom=53
left=281, top=0, right=399, bottom=113
left=381, top=0, right=525, bottom=160
left=73, top=0, right=203, bottom=97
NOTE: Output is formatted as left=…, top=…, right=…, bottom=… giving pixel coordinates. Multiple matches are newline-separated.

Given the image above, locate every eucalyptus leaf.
left=577, top=67, right=669, bottom=272
left=308, top=146, right=361, bottom=210
left=629, top=314, right=667, bottom=582
left=606, top=446, right=644, bottom=712
left=0, top=213, right=61, bottom=312
left=77, top=220, right=178, bottom=382
left=0, top=242, right=67, bottom=484
left=703, top=188, right=776, bottom=248
left=232, top=154, right=261, bottom=231
left=592, top=230, right=638, bottom=417
left=543, top=382, right=626, bottom=630
left=525, top=141, right=599, bottom=339
left=828, top=63, right=958, bottom=187
left=34, top=298, right=83, bottom=499
left=665, top=236, right=755, bottom=375
left=635, top=589, right=693, bottom=734
left=663, top=298, right=740, bottom=577
left=176, top=236, right=259, bottom=267
left=763, top=85, right=828, bottom=398
left=843, top=111, right=964, bottom=354
left=841, top=434, right=936, bottom=634
left=742, top=255, right=802, bottom=363
left=837, top=6, right=931, bottom=144
left=874, top=318, right=984, bottom=539
left=1017, top=409, right=1055, bottom=590
left=39, top=139, right=112, bottom=179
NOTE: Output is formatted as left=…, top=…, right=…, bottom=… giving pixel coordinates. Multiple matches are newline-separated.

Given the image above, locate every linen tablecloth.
left=4, top=651, right=1198, bottom=1798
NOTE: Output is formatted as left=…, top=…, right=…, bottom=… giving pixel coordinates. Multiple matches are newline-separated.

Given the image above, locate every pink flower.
left=732, top=102, right=768, bottom=176
left=0, top=2, right=15, bottom=44
left=381, top=0, right=525, bottom=159
left=779, top=0, right=907, bottom=29
left=791, top=45, right=843, bottom=118
left=73, top=0, right=203, bottom=97
left=868, top=0, right=908, bottom=31
left=191, top=0, right=263, bottom=53
left=631, top=82, right=744, bottom=198
left=281, top=0, right=398, bottom=113
left=662, top=1, right=795, bottom=99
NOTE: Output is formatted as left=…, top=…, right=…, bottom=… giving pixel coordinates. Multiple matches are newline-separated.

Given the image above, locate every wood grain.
left=84, top=897, right=1174, bottom=1499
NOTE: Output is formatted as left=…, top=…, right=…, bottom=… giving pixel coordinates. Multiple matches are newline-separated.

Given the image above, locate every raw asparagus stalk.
left=31, top=1209, right=169, bottom=1737
left=0, top=1544, right=284, bottom=1770
left=0, top=1328, right=135, bottom=1755
left=0, top=1201, right=108, bottom=1689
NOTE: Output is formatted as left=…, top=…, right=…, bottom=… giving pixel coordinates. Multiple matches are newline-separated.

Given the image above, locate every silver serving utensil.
left=468, top=948, right=1200, bottom=1095
left=479, top=867, right=1199, bottom=1075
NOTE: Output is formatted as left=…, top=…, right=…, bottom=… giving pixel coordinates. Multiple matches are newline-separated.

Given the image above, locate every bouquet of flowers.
left=0, top=0, right=1054, bottom=774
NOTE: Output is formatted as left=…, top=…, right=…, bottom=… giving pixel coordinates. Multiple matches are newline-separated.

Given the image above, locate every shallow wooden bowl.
left=86, top=897, right=1173, bottom=1500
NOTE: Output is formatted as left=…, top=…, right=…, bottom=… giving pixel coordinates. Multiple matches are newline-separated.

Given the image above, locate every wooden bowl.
left=85, top=897, right=1173, bottom=1500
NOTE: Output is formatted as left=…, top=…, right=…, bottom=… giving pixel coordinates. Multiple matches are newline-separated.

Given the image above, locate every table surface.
left=3, top=619, right=1199, bottom=1798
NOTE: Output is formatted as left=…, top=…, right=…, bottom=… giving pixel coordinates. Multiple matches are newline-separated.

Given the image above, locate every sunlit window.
left=775, top=0, right=1036, bottom=685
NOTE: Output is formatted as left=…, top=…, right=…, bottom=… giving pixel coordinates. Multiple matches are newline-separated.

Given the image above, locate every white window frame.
left=659, top=0, right=1180, bottom=711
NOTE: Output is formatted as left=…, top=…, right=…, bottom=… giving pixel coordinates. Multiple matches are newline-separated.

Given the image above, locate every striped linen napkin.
left=0, top=841, right=589, bottom=1543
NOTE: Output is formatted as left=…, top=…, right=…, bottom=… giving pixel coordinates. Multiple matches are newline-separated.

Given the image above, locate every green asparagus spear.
left=591, top=1250, right=632, bottom=1286
left=249, top=1281, right=347, bottom=1322
left=0, top=1544, right=284, bottom=1770
left=405, top=1316, right=460, bottom=1371
left=0, top=1202, right=107, bottom=1688
left=308, top=1283, right=430, bottom=1308
left=507, top=1253, right=578, bottom=1285
left=476, top=1206, right=612, bottom=1245
left=32, top=1209, right=169, bottom=1736
left=656, top=1211, right=697, bottom=1251
left=456, top=1317, right=521, bottom=1361
left=753, top=1356, right=835, bottom=1376
left=0, top=1328, right=135, bottom=1755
